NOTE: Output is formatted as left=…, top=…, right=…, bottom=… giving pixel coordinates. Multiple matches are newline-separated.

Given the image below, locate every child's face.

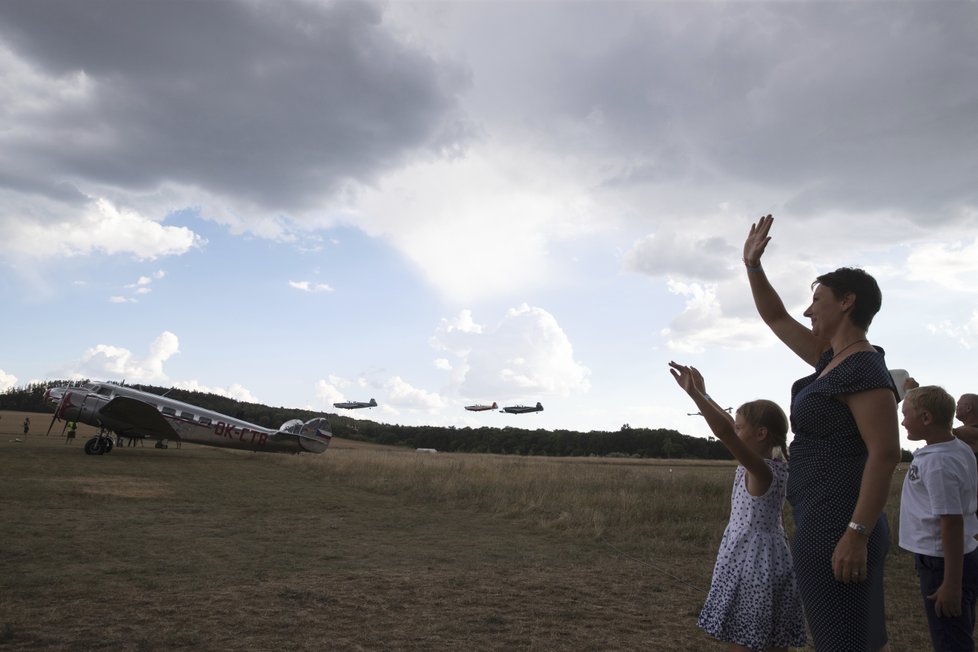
left=901, top=402, right=927, bottom=441
left=734, top=413, right=765, bottom=452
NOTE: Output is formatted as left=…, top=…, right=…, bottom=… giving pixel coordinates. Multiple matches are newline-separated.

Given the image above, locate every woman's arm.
left=831, top=387, right=901, bottom=583
left=744, top=215, right=823, bottom=366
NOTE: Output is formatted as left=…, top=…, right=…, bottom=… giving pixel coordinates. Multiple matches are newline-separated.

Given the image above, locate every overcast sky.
left=1, top=1, right=976, bottom=450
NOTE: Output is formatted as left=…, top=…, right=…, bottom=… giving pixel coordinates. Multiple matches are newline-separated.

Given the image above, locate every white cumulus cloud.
left=172, top=380, right=259, bottom=403
left=289, top=280, right=335, bottom=293
left=384, top=376, right=445, bottom=410
left=0, top=369, right=17, bottom=392
left=71, top=331, right=179, bottom=382
left=928, top=310, right=978, bottom=350
left=431, top=304, right=590, bottom=400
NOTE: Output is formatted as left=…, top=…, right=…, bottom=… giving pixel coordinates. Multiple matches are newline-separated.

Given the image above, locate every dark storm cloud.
left=0, top=0, right=470, bottom=212
left=487, top=2, right=978, bottom=219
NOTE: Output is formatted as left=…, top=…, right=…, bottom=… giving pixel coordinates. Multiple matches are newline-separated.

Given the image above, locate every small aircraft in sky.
left=501, top=402, right=544, bottom=414
left=464, top=402, right=497, bottom=412
left=333, top=398, right=378, bottom=409
left=44, top=381, right=332, bottom=456
left=687, top=407, right=733, bottom=416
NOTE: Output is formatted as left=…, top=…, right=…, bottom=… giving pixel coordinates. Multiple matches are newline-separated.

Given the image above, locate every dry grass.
left=0, top=411, right=931, bottom=650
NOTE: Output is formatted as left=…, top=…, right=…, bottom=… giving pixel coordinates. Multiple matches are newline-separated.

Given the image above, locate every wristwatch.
left=848, top=521, right=869, bottom=536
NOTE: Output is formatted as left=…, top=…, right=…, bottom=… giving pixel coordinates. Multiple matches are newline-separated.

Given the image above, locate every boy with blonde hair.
left=900, top=385, right=978, bottom=651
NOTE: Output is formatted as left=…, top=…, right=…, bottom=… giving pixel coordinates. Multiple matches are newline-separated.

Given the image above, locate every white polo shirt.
left=899, top=436, right=978, bottom=557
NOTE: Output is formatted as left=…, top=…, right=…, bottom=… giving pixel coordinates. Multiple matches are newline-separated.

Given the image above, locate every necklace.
left=831, top=338, right=869, bottom=361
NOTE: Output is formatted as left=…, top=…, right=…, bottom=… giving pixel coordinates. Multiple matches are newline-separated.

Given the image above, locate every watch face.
left=848, top=522, right=867, bottom=535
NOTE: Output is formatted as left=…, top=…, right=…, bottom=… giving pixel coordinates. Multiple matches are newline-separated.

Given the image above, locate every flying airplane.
left=44, top=381, right=332, bottom=456
left=464, top=402, right=497, bottom=412
left=333, top=398, right=377, bottom=409
left=687, top=407, right=733, bottom=416
left=501, top=402, right=544, bottom=414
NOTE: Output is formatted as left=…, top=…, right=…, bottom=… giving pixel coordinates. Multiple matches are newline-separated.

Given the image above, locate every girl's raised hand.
left=743, top=214, right=774, bottom=267
left=668, top=361, right=706, bottom=396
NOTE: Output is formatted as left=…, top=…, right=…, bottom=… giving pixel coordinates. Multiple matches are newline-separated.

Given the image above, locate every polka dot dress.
left=698, top=459, right=807, bottom=650
left=789, top=348, right=897, bottom=651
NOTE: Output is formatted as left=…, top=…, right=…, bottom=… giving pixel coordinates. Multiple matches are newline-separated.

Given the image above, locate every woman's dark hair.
left=812, top=267, right=882, bottom=331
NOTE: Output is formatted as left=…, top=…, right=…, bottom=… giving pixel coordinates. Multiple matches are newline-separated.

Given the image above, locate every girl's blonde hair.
left=737, top=399, right=790, bottom=460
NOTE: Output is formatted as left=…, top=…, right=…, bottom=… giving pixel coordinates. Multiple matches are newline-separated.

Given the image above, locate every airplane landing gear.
left=83, top=433, right=115, bottom=455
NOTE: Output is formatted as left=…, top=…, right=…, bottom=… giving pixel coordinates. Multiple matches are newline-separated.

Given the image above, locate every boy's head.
left=957, top=393, right=978, bottom=426
left=736, top=399, right=789, bottom=459
left=903, top=385, right=956, bottom=442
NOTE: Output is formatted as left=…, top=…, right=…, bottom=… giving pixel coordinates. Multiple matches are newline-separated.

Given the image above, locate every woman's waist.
left=787, top=439, right=866, bottom=504
left=789, top=433, right=867, bottom=459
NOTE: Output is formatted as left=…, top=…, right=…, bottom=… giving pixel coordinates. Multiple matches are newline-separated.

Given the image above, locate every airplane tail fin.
left=277, top=417, right=332, bottom=453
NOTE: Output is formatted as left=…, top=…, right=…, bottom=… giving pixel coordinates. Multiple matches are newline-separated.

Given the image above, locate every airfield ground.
left=1, top=410, right=930, bottom=650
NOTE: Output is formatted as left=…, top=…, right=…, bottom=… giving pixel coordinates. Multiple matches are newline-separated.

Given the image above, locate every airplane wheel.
left=102, top=438, right=114, bottom=454
left=84, top=437, right=105, bottom=455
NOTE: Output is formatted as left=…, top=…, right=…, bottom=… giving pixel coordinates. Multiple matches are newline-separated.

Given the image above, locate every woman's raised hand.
left=743, top=214, right=774, bottom=267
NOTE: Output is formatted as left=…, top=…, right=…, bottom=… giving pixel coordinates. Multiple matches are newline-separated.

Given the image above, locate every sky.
left=1, top=1, right=976, bottom=452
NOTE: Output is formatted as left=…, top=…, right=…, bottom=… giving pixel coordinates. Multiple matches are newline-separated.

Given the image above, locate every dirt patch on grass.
left=55, top=474, right=174, bottom=499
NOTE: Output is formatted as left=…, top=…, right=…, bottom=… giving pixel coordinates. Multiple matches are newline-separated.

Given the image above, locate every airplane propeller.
left=45, top=388, right=70, bottom=436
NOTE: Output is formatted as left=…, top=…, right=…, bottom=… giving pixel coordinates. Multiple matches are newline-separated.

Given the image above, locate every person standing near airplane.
left=669, top=361, right=806, bottom=652
left=23, top=417, right=30, bottom=438
left=743, top=214, right=900, bottom=651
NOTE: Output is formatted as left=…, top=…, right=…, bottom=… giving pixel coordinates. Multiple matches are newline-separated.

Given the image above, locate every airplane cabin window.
left=180, top=411, right=194, bottom=420
left=199, top=417, right=212, bottom=426
left=161, top=407, right=176, bottom=416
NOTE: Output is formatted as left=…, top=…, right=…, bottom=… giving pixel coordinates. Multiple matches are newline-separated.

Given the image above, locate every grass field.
left=0, top=410, right=932, bottom=650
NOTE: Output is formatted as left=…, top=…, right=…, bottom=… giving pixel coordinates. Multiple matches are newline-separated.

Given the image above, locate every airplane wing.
left=97, top=396, right=181, bottom=440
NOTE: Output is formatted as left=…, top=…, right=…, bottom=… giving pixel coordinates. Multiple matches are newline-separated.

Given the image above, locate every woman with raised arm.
left=743, top=215, right=901, bottom=652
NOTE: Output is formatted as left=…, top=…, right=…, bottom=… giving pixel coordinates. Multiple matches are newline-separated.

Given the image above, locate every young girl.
left=669, top=361, right=806, bottom=652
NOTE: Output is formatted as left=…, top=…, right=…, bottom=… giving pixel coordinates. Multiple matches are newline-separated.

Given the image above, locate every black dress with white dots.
left=789, top=347, right=898, bottom=651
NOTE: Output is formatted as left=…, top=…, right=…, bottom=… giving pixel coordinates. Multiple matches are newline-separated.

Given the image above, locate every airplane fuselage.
left=46, top=382, right=331, bottom=454
left=333, top=398, right=377, bottom=410
left=501, top=402, right=544, bottom=414
left=464, top=403, right=497, bottom=412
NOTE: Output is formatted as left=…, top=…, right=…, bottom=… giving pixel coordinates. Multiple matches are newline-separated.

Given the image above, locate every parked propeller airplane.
left=501, top=402, right=544, bottom=414
left=464, top=402, right=497, bottom=412
left=44, top=381, right=332, bottom=456
left=333, top=398, right=377, bottom=409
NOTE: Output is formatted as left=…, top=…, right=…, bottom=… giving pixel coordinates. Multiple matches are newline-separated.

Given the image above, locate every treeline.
left=0, top=380, right=728, bottom=459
